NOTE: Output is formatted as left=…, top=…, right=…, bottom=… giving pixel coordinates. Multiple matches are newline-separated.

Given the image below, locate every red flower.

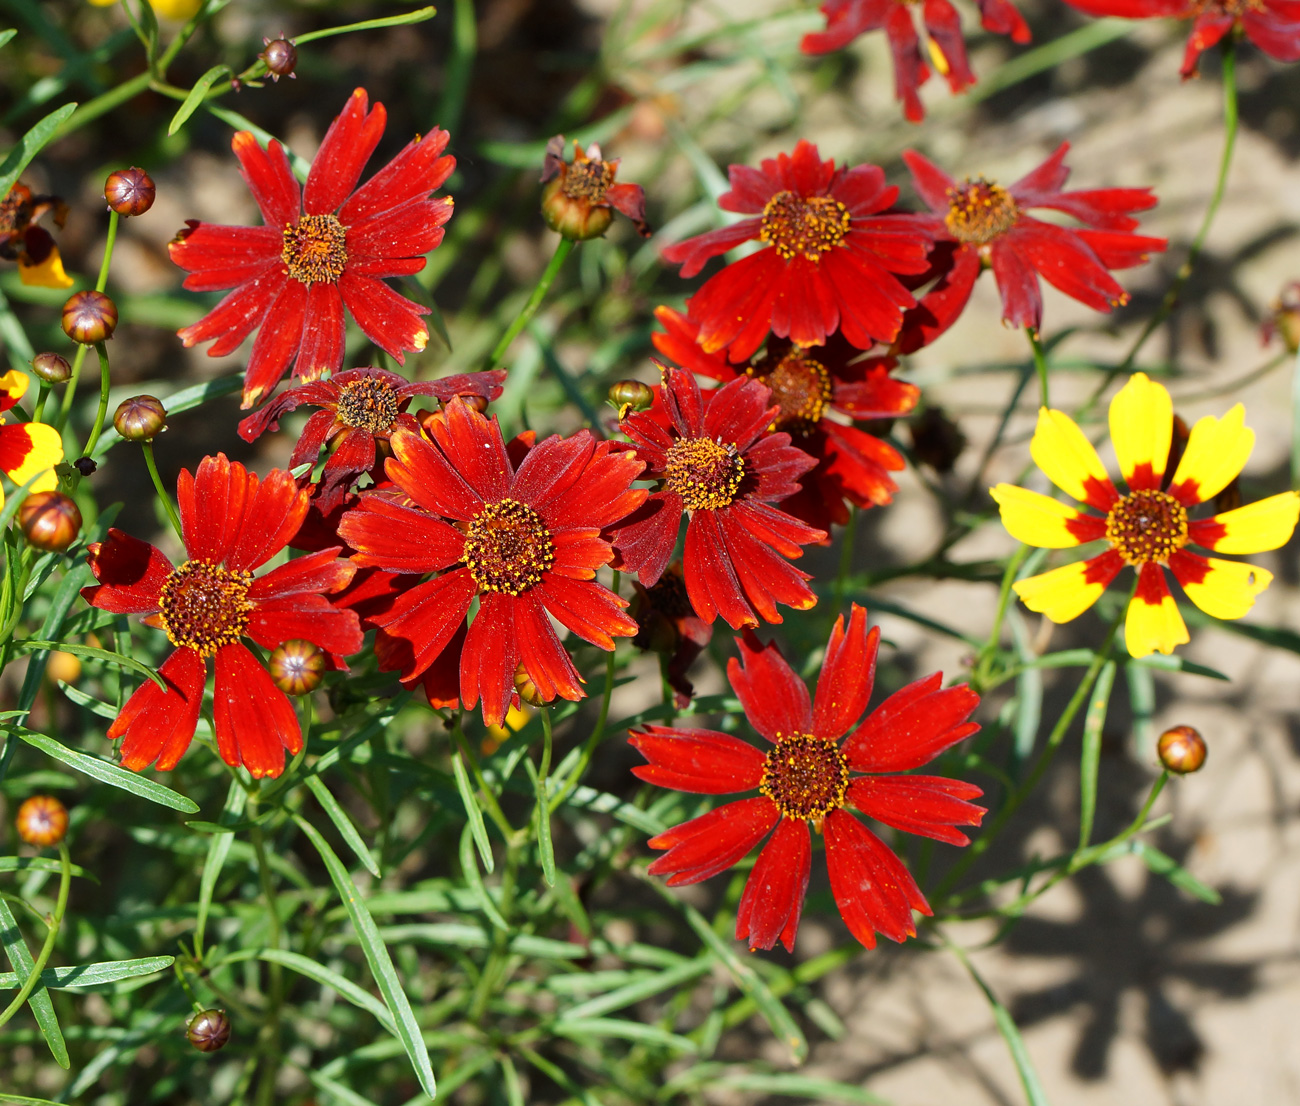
left=1063, top=0, right=1300, bottom=77
left=238, top=367, right=506, bottom=510
left=629, top=561, right=714, bottom=709
left=170, top=89, right=454, bottom=408
left=801, top=0, right=1031, bottom=121
left=653, top=306, right=918, bottom=533
left=900, top=143, right=1167, bottom=338
left=631, top=604, right=984, bottom=951
left=81, top=455, right=363, bottom=778
left=660, top=140, right=935, bottom=362
left=540, top=136, right=651, bottom=240
left=337, top=399, right=647, bottom=726
left=610, top=366, right=825, bottom=628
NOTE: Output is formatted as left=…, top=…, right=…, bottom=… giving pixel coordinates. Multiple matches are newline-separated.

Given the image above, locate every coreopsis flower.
left=900, top=143, right=1167, bottom=339
left=611, top=366, right=825, bottom=628
left=0, top=183, right=71, bottom=289
left=337, top=399, right=647, bottom=726
left=661, top=140, right=935, bottom=362
left=801, top=0, right=1031, bottom=122
left=0, top=370, right=64, bottom=506
left=170, top=88, right=454, bottom=407
left=653, top=306, right=918, bottom=533
left=540, top=136, right=651, bottom=240
left=992, top=373, right=1300, bottom=658
left=1064, top=0, right=1299, bottom=77
left=81, top=455, right=363, bottom=778
left=631, top=604, right=984, bottom=951
left=237, top=367, right=506, bottom=510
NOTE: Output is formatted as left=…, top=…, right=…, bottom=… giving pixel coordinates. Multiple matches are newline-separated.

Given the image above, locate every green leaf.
left=955, top=946, right=1049, bottom=1106
left=1132, top=840, right=1222, bottom=904
left=293, top=6, right=438, bottom=44
left=1130, top=652, right=1230, bottom=681
left=8, top=727, right=198, bottom=813
left=1078, top=660, right=1115, bottom=849
left=552, top=1017, right=697, bottom=1053
left=524, top=757, right=556, bottom=887
left=195, top=779, right=247, bottom=955
left=0, top=857, right=95, bottom=882
left=17, top=640, right=164, bottom=689
left=452, top=750, right=494, bottom=874
left=167, top=64, right=230, bottom=136
left=0, top=102, right=78, bottom=201
left=56, top=681, right=118, bottom=720
left=305, top=774, right=380, bottom=879
left=0, top=30, right=17, bottom=51
left=1009, top=608, right=1043, bottom=768
left=458, top=824, right=508, bottom=931
left=1, top=1095, right=68, bottom=1106
left=295, top=815, right=436, bottom=1100
left=567, top=785, right=666, bottom=835
left=259, top=949, right=396, bottom=1033
left=0, top=955, right=172, bottom=991
left=310, top=1071, right=384, bottom=1106
left=557, top=957, right=710, bottom=1022
left=0, top=898, right=68, bottom=1068
left=672, top=1067, right=890, bottom=1104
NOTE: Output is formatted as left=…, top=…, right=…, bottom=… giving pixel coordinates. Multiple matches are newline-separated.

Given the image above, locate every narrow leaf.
left=305, top=774, right=380, bottom=878
left=955, top=945, right=1050, bottom=1106
left=294, top=7, right=438, bottom=44
left=452, top=751, right=494, bottom=873
left=558, top=957, right=710, bottom=1022
left=0, top=898, right=68, bottom=1068
left=168, top=65, right=230, bottom=135
left=18, top=640, right=165, bottom=689
left=524, top=757, right=556, bottom=887
left=1078, top=660, right=1115, bottom=849
left=0, top=955, right=172, bottom=991
left=459, top=824, right=508, bottom=931
left=259, top=949, right=396, bottom=1033
left=0, top=857, right=95, bottom=882
left=195, top=780, right=247, bottom=955
left=1133, top=840, right=1222, bottom=904
left=552, top=1017, right=697, bottom=1052
left=0, top=102, right=78, bottom=200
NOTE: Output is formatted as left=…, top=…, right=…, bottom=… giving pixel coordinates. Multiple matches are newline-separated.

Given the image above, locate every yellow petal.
left=18, top=249, right=73, bottom=290
left=1196, top=492, right=1300, bottom=554
left=1030, top=408, right=1114, bottom=507
left=0, top=421, right=64, bottom=492
left=0, top=370, right=30, bottom=410
left=991, top=484, right=1099, bottom=548
left=1109, top=372, right=1172, bottom=491
left=148, top=0, right=202, bottom=18
left=1124, top=576, right=1188, bottom=657
left=1014, top=557, right=1117, bottom=623
left=1167, top=404, right=1253, bottom=505
left=1179, top=557, right=1272, bottom=620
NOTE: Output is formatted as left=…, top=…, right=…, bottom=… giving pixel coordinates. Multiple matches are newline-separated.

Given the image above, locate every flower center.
left=1190, top=0, right=1264, bottom=13
left=282, top=213, right=348, bottom=284
left=664, top=438, right=746, bottom=511
left=944, top=178, right=1020, bottom=245
left=336, top=377, right=400, bottom=434
left=562, top=159, right=615, bottom=203
left=0, top=184, right=32, bottom=238
left=463, top=498, right=555, bottom=596
left=760, top=734, right=849, bottom=829
left=760, top=191, right=851, bottom=262
left=158, top=560, right=254, bottom=658
left=1105, top=489, right=1189, bottom=565
left=750, top=351, right=833, bottom=433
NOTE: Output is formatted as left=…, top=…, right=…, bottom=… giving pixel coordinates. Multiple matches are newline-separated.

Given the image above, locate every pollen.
left=1105, top=489, right=1189, bottom=566
left=664, top=437, right=746, bottom=511
left=760, top=190, right=851, bottom=262
left=463, top=498, right=555, bottom=596
left=282, top=213, right=348, bottom=284
left=944, top=178, right=1020, bottom=245
left=336, top=377, right=401, bottom=434
left=561, top=158, right=615, bottom=204
left=749, top=351, right=833, bottom=433
left=760, top=734, right=849, bottom=830
left=158, top=560, right=254, bottom=658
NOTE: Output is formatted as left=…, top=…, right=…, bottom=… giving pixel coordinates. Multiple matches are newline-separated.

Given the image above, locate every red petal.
left=647, top=796, right=780, bottom=886
left=683, top=509, right=757, bottom=628
left=812, top=605, right=879, bottom=738
left=422, top=399, right=512, bottom=505
left=824, top=808, right=929, bottom=947
left=340, top=128, right=453, bottom=224
left=293, top=282, right=347, bottom=382
left=847, top=775, right=985, bottom=846
left=337, top=272, right=429, bottom=362
left=514, top=590, right=584, bottom=705
left=177, top=454, right=249, bottom=564
left=227, top=468, right=311, bottom=572
left=212, top=643, right=302, bottom=779
left=539, top=575, right=637, bottom=650
left=241, top=277, right=309, bottom=407
left=629, top=725, right=766, bottom=793
left=460, top=592, right=520, bottom=726
left=111, top=648, right=205, bottom=772
left=232, top=131, right=301, bottom=227
left=735, top=817, right=811, bottom=952
left=82, top=529, right=172, bottom=614
left=727, top=630, right=812, bottom=741
left=386, top=425, right=484, bottom=522
left=609, top=493, right=683, bottom=589
left=337, top=493, right=465, bottom=572
left=175, top=261, right=283, bottom=352
left=370, top=570, right=476, bottom=680
left=902, top=149, right=958, bottom=215
left=304, top=89, right=386, bottom=215
left=842, top=673, right=981, bottom=772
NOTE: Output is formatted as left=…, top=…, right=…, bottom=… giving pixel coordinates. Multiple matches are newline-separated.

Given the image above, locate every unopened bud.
left=15, top=795, right=68, bottom=846
left=30, top=352, right=71, bottom=384
left=61, top=290, right=117, bottom=344
left=269, top=640, right=326, bottom=695
left=451, top=393, right=489, bottom=415
left=259, top=37, right=298, bottom=81
left=609, top=379, right=654, bottom=419
left=514, top=663, right=543, bottom=706
left=104, top=168, right=156, bottom=217
left=1157, top=725, right=1206, bottom=774
left=20, top=491, right=82, bottom=552
left=73, top=456, right=97, bottom=477
left=1263, top=282, right=1300, bottom=355
left=113, top=395, right=167, bottom=441
left=186, top=1009, right=231, bottom=1053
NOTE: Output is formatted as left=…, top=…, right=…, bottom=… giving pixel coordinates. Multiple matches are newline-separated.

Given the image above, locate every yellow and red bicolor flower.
left=992, top=373, right=1300, bottom=658
left=0, top=371, right=64, bottom=507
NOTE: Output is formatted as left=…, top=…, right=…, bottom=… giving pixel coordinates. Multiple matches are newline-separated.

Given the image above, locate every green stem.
left=1026, top=327, right=1049, bottom=408
left=79, top=342, right=113, bottom=460
left=54, top=345, right=89, bottom=434
left=450, top=721, right=515, bottom=839
left=142, top=441, right=183, bottom=541
left=32, top=383, right=50, bottom=424
left=486, top=238, right=575, bottom=368
left=0, top=842, right=72, bottom=1031
left=96, top=210, right=120, bottom=294
left=971, top=544, right=1028, bottom=693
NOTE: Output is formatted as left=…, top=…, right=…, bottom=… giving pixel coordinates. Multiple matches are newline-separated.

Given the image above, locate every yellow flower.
left=992, top=373, right=1300, bottom=658
left=0, top=370, right=64, bottom=508
left=88, top=0, right=202, bottom=18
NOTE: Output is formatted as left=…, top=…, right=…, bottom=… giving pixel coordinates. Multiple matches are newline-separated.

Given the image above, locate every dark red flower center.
left=562, top=159, right=615, bottom=204
left=463, top=498, right=555, bottom=596
left=760, top=191, right=851, bottom=263
left=944, top=178, right=1020, bottom=245
left=760, top=734, right=849, bottom=829
left=158, top=559, right=254, bottom=657
left=664, top=438, right=746, bottom=511
left=336, top=377, right=401, bottom=434
left=0, top=184, right=33, bottom=239
left=750, top=351, right=833, bottom=433
left=1190, top=0, right=1264, bottom=13
left=1105, top=489, right=1188, bottom=565
left=282, top=213, right=348, bottom=284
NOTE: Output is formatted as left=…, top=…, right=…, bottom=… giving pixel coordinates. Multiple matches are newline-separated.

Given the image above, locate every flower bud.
left=609, top=380, right=654, bottom=419
left=186, top=1009, right=231, bottom=1053
left=73, top=456, right=97, bottom=477
left=61, top=290, right=117, bottom=344
left=1157, top=725, right=1206, bottom=774
left=513, top=663, right=543, bottom=707
left=104, top=168, right=155, bottom=217
left=16, top=795, right=68, bottom=846
left=259, top=37, right=298, bottom=81
left=542, top=177, right=615, bottom=241
left=20, top=491, right=82, bottom=552
left=113, top=395, right=167, bottom=441
left=450, top=393, right=489, bottom=415
left=30, top=352, right=71, bottom=384
left=269, top=640, right=326, bottom=695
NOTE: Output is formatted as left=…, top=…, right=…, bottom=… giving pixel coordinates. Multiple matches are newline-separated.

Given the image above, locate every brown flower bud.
left=269, top=640, right=326, bottom=695
left=30, top=352, right=71, bottom=384
left=259, top=37, right=298, bottom=81
left=20, top=491, right=82, bottom=552
left=104, top=168, right=156, bottom=217
left=186, top=1009, right=231, bottom=1053
left=609, top=379, right=654, bottom=419
left=61, top=290, right=117, bottom=344
left=1157, top=725, right=1206, bottom=774
left=514, top=663, right=543, bottom=707
left=15, top=795, right=68, bottom=847
left=113, top=395, right=167, bottom=441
